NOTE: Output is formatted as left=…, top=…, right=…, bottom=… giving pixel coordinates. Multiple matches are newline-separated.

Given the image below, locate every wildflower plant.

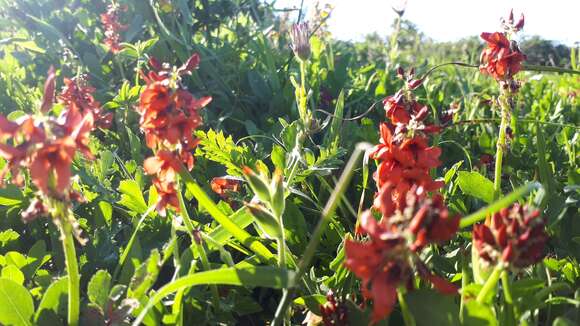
left=0, top=2, right=577, bottom=326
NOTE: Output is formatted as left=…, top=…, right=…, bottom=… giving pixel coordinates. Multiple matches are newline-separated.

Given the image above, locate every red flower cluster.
left=345, top=68, right=459, bottom=323
left=101, top=3, right=127, bottom=53
left=0, top=68, right=93, bottom=219
left=59, top=76, right=113, bottom=128
left=345, top=205, right=457, bottom=323
left=473, top=204, right=547, bottom=269
left=479, top=32, right=526, bottom=81
left=372, top=76, right=443, bottom=215
left=138, top=54, right=212, bottom=215
left=319, top=290, right=348, bottom=326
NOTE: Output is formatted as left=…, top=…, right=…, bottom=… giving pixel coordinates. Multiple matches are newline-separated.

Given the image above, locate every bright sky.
left=273, top=0, right=580, bottom=45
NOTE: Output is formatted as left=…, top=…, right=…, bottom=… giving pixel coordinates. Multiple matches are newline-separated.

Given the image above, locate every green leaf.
left=195, top=129, right=257, bottom=176
left=88, top=270, right=112, bottom=308
left=271, top=145, right=286, bottom=170
left=406, top=289, right=460, bottom=326
left=132, top=266, right=294, bottom=326
left=293, top=294, right=326, bottom=315
left=0, top=229, right=20, bottom=249
left=511, top=279, right=545, bottom=298
left=457, top=171, right=495, bottom=203
left=117, top=180, right=147, bottom=214
left=128, top=250, right=161, bottom=301
left=1, top=265, right=24, bottom=284
left=180, top=169, right=275, bottom=264
left=35, top=277, right=67, bottom=324
left=0, top=278, right=34, bottom=326
left=1, top=264, right=24, bottom=285
left=324, top=89, right=345, bottom=150
left=0, top=185, right=24, bottom=206
left=553, top=317, right=577, bottom=326
left=462, top=300, right=497, bottom=326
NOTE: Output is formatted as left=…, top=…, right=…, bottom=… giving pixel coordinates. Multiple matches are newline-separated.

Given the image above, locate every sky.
left=272, top=0, right=580, bottom=45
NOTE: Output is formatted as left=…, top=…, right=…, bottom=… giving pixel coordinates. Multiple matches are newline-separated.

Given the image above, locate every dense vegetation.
left=0, top=1, right=577, bottom=325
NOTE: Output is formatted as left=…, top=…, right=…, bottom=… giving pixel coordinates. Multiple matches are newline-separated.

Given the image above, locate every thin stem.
left=113, top=205, right=156, bottom=281
left=398, top=288, right=416, bottom=326
left=476, top=264, right=503, bottom=303
left=501, top=271, right=518, bottom=323
left=459, top=182, right=541, bottom=228
left=196, top=240, right=220, bottom=309
left=459, top=249, right=470, bottom=322
left=298, top=59, right=309, bottom=125
left=176, top=188, right=220, bottom=310
left=493, top=93, right=510, bottom=200
left=60, top=222, right=80, bottom=326
left=271, top=143, right=371, bottom=326
left=522, top=64, right=580, bottom=75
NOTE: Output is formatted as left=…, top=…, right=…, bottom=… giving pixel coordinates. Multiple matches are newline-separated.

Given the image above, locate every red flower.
left=210, top=176, right=241, bottom=198
left=319, top=291, right=349, bottom=326
left=345, top=210, right=457, bottom=323
left=382, top=91, right=426, bottom=125
left=479, top=32, right=526, bottom=81
left=345, top=212, right=410, bottom=322
left=473, top=204, right=547, bottom=269
left=29, top=137, right=76, bottom=195
left=137, top=54, right=212, bottom=215
left=152, top=178, right=180, bottom=216
left=101, top=3, right=127, bottom=53
left=59, top=76, right=112, bottom=128
left=404, top=189, right=459, bottom=251
left=0, top=70, right=94, bottom=208
left=372, top=124, right=443, bottom=215
left=143, top=150, right=182, bottom=183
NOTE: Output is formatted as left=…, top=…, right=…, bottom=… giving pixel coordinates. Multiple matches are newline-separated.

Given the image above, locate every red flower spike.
left=479, top=32, right=526, bottom=81
left=473, top=204, right=548, bottom=269
left=59, top=76, right=112, bottom=129
left=137, top=54, right=211, bottom=215
left=101, top=2, right=127, bottom=53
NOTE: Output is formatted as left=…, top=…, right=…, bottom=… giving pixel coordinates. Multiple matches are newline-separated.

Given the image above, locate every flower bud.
left=289, top=22, right=311, bottom=61
left=270, top=169, right=286, bottom=218
left=242, top=166, right=271, bottom=204
left=246, top=203, right=282, bottom=239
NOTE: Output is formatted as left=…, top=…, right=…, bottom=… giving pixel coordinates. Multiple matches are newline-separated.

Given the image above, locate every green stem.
left=493, top=94, right=510, bottom=200
left=271, top=143, right=371, bottom=326
left=459, top=249, right=470, bottom=322
left=476, top=264, right=503, bottom=303
left=60, top=222, right=80, bottom=326
left=493, top=95, right=510, bottom=199
left=459, top=182, right=541, bottom=228
left=501, top=271, right=518, bottom=323
left=398, top=288, right=416, bottom=326
left=113, top=205, right=156, bottom=281
left=522, top=64, right=580, bottom=75
left=176, top=188, right=220, bottom=310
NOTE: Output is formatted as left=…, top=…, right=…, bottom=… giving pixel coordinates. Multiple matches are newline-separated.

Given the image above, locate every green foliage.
left=0, top=0, right=577, bottom=325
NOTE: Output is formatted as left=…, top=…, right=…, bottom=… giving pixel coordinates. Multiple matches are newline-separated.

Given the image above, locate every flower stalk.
left=476, top=264, right=503, bottom=303
left=493, top=92, right=511, bottom=200
left=58, top=212, right=80, bottom=326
